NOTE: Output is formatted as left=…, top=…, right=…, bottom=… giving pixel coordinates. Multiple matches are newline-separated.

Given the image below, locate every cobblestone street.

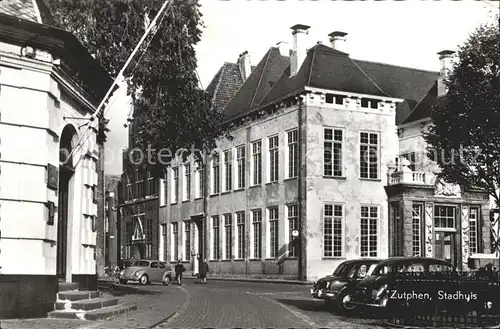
left=1, top=279, right=388, bottom=329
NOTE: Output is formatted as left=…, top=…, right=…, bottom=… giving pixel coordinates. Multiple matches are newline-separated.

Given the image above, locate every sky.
left=104, top=0, right=497, bottom=175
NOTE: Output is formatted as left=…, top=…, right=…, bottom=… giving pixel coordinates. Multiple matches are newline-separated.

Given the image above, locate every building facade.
left=386, top=51, right=494, bottom=269
left=0, top=0, right=112, bottom=318
left=105, top=174, right=121, bottom=268
left=119, top=121, right=159, bottom=263
left=159, top=25, right=435, bottom=281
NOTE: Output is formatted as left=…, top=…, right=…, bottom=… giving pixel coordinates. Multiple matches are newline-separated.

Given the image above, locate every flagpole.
left=66, top=0, right=171, bottom=162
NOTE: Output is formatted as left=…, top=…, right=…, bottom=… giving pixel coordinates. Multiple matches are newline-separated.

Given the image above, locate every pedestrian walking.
left=174, top=260, right=186, bottom=285
left=199, top=258, right=209, bottom=284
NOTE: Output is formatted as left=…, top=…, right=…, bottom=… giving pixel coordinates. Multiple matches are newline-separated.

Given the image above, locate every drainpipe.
left=297, top=94, right=307, bottom=281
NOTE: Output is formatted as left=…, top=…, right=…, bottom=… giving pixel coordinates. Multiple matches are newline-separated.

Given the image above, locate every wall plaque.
left=46, top=201, right=55, bottom=225
left=47, top=164, right=58, bottom=190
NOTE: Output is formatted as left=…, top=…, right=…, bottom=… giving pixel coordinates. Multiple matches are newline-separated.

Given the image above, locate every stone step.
left=57, top=290, right=99, bottom=302
left=58, top=282, right=79, bottom=292
left=55, top=297, right=118, bottom=311
left=47, top=304, right=138, bottom=320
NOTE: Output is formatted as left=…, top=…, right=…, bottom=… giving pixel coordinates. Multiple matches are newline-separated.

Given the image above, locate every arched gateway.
left=57, top=125, right=78, bottom=281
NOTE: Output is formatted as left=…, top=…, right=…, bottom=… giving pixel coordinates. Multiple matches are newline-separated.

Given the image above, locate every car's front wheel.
left=162, top=275, right=171, bottom=286
left=139, top=274, right=149, bottom=285
left=119, top=279, right=127, bottom=285
left=337, top=290, right=356, bottom=313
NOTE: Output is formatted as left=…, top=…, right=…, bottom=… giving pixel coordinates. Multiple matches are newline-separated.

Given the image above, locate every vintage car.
left=350, top=257, right=455, bottom=310
left=310, top=259, right=381, bottom=312
left=119, top=259, right=175, bottom=285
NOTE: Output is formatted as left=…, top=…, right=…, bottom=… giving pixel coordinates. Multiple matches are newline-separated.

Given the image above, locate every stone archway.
left=57, top=124, right=78, bottom=281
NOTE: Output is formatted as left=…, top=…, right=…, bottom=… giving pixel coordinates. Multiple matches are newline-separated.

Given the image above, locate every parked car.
left=350, top=257, right=455, bottom=310
left=119, top=259, right=175, bottom=285
left=310, top=259, right=381, bottom=312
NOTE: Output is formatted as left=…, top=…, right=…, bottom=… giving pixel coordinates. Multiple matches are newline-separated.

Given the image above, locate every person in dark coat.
left=199, top=259, right=209, bottom=284
left=174, top=260, right=186, bottom=285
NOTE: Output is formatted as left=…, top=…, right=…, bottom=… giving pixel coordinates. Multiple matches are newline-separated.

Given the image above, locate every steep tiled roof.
left=211, top=42, right=438, bottom=124
left=206, top=62, right=244, bottom=112
left=400, top=82, right=439, bottom=125
left=353, top=60, right=438, bottom=124
left=0, top=0, right=53, bottom=24
left=223, top=47, right=289, bottom=119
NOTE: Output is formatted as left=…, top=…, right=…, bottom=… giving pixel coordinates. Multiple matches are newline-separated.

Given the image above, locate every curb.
left=381, top=320, right=500, bottom=329
left=183, top=275, right=313, bottom=285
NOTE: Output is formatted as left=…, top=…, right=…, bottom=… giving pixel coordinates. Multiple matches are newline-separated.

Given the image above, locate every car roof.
left=340, top=258, right=383, bottom=265
left=377, top=257, right=453, bottom=266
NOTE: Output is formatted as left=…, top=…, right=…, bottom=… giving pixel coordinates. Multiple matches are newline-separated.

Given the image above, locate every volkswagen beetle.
left=119, top=259, right=174, bottom=285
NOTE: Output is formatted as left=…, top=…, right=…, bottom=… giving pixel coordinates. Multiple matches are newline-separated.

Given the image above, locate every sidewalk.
left=1, top=285, right=187, bottom=329
left=183, top=274, right=313, bottom=285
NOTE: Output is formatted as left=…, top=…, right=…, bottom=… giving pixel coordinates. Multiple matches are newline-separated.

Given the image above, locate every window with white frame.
left=412, top=204, right=423, bottom=256
left=469, top=207, right=479, bottom=254
left=224, top=214, right=233, bottom=259
left=252, top=209, right=262, bottom=258
left=268, top=136, right=279, bottom=182
left=172, top=222, right=179, bottom=261
left=171, top=167, right=179, bottom=203
left=287, top=204, right=298, bottom=257
left=434, top=205, right=456, bottom=229
left=136, top=170, right=145, bottom=198
left=223, top=150, right=232, bottom=192
left=287, top=130, right=298, bottom=178
left=324, top=128, right=344, bottom=177
left=324, top=204, right=343, bottom=257
left=194, top=160, right=203, bottom=199
left=251, top=141, right=262, bottom=185
left=183, top=164, right=191, bottom=201
left=212, top=153, right=220, bottom=194
left=236, top=211, right=245, bottom=259
left=147, top=172, right=156, bottom=196
left=160, top=223, right=167, bottom=261
left=236, top=146, right=245, bottom=189
left=162, top=172, right=168, bottom=205
left=268, top=207, right=279, bottom=258
left=145, top=217, right=153, bottom=258
left=184, top=221, right=191, bottom=261
left=361, top=206, right=378, bottom=257
left=360, top=132, right=379, bottom=179
left=212, top=216, right=220, bottom=260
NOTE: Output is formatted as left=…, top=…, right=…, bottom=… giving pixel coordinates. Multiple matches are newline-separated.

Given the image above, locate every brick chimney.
left=328, top=31, right=348, bottom=53
left=290, top=24, right=310, bottom=77
left=276, top=41, right=290, bottom=57
left=238, top=51, right=252, bottom=81
left=437, top=50, right=455, bottom=97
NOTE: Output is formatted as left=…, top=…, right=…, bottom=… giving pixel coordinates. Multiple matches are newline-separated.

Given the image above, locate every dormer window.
left=325, top=94, right=346, bottom=105
left=361, top=98, right=379, bottom=109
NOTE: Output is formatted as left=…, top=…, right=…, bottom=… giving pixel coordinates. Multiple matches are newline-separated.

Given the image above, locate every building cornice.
left=0, top=51, right=98, bottom=112
left=304, top=86, right=404, bottom=103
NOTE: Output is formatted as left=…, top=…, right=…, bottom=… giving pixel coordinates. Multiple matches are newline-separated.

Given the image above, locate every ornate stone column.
left=461, top=205, right=470, bottom=270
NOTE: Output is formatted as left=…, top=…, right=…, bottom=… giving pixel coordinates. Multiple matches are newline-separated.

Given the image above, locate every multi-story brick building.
left=119, top=118, right=159, bottom=263
left=159, top=24, right=495, bottom=281
left=0, top=0, right=112, bottom=317
left=159, top=24, right=426, bottom=281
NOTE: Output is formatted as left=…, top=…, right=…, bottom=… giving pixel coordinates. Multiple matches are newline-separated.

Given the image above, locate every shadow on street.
left=276, top=298, right=329, bottom=312
left=101, top=284, right=163, bottom=296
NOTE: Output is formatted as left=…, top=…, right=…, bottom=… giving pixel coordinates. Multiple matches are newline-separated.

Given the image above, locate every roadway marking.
left=244, top=291, right=319, bottom=329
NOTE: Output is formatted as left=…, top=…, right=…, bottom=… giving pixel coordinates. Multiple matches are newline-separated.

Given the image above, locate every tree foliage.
left=424, top=20, right=500, bottom=208
left=46, top=0, right=226, bottom=177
